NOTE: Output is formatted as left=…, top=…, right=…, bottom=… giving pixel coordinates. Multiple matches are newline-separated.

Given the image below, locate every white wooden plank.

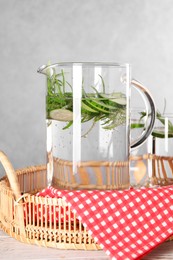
left=0, top=230, right=173, bottom=259
left=0, top=230, right=108, bottom=260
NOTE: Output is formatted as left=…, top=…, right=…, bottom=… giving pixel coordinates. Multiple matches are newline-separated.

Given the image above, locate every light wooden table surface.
left=0, top=230, right=173, bottom=260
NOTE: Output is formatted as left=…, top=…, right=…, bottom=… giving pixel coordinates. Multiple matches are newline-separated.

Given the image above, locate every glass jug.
left=38, top=62, right=156, bottom=190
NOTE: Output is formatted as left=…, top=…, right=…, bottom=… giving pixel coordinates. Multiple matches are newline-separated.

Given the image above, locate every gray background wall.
left=0, top=0, right=173, bottom=176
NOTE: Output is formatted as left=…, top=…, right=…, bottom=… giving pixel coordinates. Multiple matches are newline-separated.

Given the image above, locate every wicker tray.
left=0, top=151, right=173, bottom=250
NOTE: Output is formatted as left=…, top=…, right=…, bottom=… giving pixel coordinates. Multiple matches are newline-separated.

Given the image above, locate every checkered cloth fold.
left=37, top=186, right=173, bottom=260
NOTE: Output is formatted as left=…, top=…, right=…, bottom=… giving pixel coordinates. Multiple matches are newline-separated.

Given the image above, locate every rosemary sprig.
left=46, top=70, right=127, bottom=135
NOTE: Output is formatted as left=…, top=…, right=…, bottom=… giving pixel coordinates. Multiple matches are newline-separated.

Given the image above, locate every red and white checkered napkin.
left=38, top=186, right=173, bottom=260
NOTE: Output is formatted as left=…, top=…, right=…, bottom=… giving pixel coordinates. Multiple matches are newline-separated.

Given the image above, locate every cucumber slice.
left=152, top=130, right=173, bottom=138
left=81, top=101, right=99, bottom=113
left=49, top=109, right=73, bottom=121
left=131, top=123, right=145, bottom=129
left=100, top=92, right=126, bottom=106
left=90, top=99, right=118, bottom=110
left=84, top=99, right=111, bottom=114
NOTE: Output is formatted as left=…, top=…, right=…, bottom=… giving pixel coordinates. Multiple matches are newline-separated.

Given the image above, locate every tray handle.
left=0, top=151, right=25, bottom=236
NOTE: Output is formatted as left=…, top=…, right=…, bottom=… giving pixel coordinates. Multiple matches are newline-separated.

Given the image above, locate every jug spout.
left=37, top=64, right=54, bottom=76
left=37, top=64, right=47, bottom=74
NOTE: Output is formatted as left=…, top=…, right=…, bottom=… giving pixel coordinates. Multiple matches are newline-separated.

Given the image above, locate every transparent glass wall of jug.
left=38, top=62, right=155, bottom=190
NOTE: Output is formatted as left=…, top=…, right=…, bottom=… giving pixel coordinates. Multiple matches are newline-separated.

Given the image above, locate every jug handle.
left=130, top=79, right=156, bottom=149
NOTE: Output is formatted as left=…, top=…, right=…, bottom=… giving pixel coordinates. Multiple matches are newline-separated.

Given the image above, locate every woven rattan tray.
left=0, top=151, right=173, bottom=249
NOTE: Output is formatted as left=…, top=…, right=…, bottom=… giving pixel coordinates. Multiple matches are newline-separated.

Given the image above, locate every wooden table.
left=0, top=230, right=173, bottom=260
